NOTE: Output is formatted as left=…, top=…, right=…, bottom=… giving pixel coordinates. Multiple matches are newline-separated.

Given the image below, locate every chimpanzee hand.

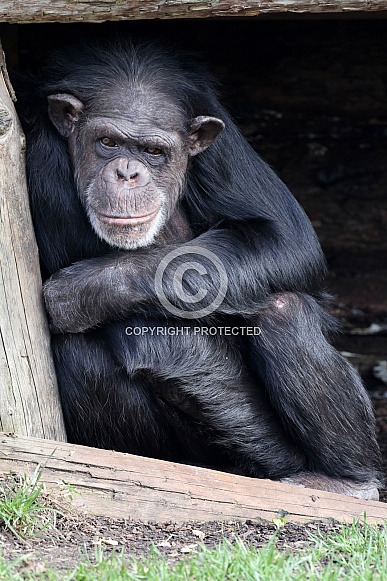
left=42, top=261, right=112, bottom=333
left=43, top=252, right=149, bottom=333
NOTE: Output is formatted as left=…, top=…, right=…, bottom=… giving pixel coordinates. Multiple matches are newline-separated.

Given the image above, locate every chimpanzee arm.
left=43, top=217, right=326, bottom=333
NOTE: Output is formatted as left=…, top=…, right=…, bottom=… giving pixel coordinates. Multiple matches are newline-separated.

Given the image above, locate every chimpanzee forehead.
left=84, top=117, right=183, bottom=148
left=87, top=88, right=186, bottom=131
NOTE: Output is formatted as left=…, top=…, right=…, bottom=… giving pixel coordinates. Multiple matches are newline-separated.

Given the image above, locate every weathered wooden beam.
left=0, top=1, right=387, bottom=24
left=1, top=433, right=386, bottom=524
left=0, top=45, right=66, bottom=441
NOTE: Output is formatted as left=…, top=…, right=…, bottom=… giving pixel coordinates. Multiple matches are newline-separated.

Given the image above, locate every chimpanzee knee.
left=257, top=291, right=335, bottom=336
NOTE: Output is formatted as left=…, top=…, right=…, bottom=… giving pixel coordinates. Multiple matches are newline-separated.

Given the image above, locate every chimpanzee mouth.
left=96, top=208, right=159, bottom=227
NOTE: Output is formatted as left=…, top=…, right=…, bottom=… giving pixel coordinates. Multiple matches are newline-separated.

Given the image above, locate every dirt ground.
left=0, top=510, right=341, bottom=573
left=1, top=17, right=387, bottom=570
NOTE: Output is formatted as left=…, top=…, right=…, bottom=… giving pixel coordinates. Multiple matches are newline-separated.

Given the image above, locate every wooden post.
left=0, top=42, right=66, bottom=441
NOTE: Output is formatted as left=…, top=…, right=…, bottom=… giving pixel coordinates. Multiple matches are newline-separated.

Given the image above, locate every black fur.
left=16, top=41, right=382, bottom=488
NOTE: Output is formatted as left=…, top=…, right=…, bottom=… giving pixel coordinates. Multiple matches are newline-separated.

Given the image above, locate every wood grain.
left=0, top=45, right=66, bottom=441
left=0, top=1, right=386, bottom=24
left=1, top=433, right=386, bottom=523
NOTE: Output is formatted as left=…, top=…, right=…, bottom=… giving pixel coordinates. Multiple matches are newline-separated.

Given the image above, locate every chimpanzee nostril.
left=116, top=168, right=139, bottom=181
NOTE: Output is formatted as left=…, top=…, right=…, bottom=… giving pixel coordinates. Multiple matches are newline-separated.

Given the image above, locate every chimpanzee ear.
left=188, top=116, right=225, bottom=156
left=47, top=93, right=85, bottom=138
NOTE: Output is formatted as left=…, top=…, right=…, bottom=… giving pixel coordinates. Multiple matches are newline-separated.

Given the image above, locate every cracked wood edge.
left=0, top=433, right=386, bottom=523
left=0, top=43, right=66, bottom=441
left=0, top=1, right=387, bottom=24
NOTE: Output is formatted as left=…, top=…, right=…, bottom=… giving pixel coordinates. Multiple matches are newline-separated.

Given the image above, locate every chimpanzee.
left=17, top=40, right=382, bottom=499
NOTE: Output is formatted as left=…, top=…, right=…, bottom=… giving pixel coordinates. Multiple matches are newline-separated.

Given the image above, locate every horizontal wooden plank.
left=0, top=433, right=386, bottom=523
left=0, top=1, right=387, bottom=24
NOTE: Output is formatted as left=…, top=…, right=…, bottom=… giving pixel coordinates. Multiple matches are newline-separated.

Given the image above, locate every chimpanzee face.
left=47, top=93, right=224, bottom=250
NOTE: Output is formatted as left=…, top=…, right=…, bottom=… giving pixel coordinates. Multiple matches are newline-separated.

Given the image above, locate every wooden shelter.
left=1, top=1, right=387, bottom=523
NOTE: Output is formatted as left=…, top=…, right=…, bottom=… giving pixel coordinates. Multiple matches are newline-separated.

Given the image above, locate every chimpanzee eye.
left=100, top=137, right=118, bottom=148
left=144, top=147, right=163, bottom=156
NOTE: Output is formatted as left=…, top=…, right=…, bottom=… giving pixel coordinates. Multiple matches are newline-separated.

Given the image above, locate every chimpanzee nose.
left=115, top=159, right=150, bottom=187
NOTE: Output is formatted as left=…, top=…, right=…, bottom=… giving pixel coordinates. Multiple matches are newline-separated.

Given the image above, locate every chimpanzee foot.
left=280, top=472, right=379, bottom=500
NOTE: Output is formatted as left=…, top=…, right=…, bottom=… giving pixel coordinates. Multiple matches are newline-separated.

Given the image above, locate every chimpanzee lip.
left=96, top=208, right=159, bottom=226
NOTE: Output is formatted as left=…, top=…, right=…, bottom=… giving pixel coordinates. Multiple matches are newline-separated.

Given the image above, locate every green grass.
left=1, top=521, right=387, bottom=580
left=0, top=466, right=59, bottom=540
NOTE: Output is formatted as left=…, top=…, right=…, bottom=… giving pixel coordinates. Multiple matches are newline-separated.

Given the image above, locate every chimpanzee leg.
left=52, top=331, right=188, bottom=458
left=53, top=323, right=305, bottom=477
left=103, top=318, right=306, bottom=478
left=246, top=292, right=381, bottom=497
